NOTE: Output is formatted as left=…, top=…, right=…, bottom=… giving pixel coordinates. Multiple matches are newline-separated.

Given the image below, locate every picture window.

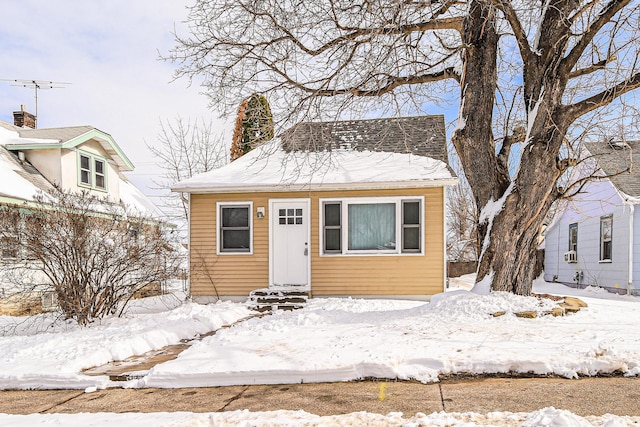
left=321, top=197, right=423, bottom=255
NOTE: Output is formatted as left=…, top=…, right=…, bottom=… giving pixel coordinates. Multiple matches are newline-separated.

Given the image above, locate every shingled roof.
left=173, top=115, right=457, bottom=193
left=280, top=115, right=448, bottom=162
left=584, top=140, right=639, bottom=198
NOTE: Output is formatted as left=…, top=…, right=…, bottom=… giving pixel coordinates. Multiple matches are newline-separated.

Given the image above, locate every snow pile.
left=0, top=407, right=638, bottom=426
left=141, top=289, right=640, bottom=388
left=0, top=281, right=639, bottom=392
left=0, top=297, right=253, bottom=390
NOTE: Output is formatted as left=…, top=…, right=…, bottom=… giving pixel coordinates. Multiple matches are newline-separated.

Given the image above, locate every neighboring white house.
left=543, top=140, right=639, bottom=295
left=0, top=106, right=160, bottom=215
left=0, top=106, right=163, bottom=307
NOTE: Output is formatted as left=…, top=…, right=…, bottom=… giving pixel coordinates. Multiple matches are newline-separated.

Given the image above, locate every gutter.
left=172, top=178, right=460, bottom=194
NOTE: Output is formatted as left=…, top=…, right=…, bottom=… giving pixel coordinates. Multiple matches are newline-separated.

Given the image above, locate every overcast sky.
left=0, top=1, right=226, bottom=209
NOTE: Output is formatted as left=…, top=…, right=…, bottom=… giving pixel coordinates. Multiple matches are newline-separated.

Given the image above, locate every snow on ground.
left=1, top=407, right=638, bottom=427
left=0, top=279, right=639, bottom=424
left=0, top=280, right=638, bottom=391
left=0, top=293, right=253, bottom=390
left=140, top=279, right=640, bottom=388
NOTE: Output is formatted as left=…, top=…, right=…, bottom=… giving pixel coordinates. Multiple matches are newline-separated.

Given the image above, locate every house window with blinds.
left=321, top=197, right=423, bottom=255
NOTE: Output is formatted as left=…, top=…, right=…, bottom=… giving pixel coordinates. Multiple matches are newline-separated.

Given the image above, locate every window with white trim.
left=218, top=203, right=252, bottom=253
left=568, top=223, right=578, bottom=253
left=321, top=197, right=423, bottom=255
left=78, top=152, right=108, bottom=191
left=79, top=154, right=91, bottom=186
left=600, top=215, right=612, bottom=262
left=94, top=159, right=106, bottom=190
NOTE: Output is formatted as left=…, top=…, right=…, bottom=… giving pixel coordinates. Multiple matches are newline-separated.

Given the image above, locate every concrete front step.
left=247, top=288, right=310, bottom=311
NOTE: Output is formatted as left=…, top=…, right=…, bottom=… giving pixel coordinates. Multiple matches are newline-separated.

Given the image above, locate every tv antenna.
left=0, top=78, right=71, bottom=124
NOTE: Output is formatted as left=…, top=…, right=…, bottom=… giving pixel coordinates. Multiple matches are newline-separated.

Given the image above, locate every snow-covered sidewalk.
left=1, top=407, right=638, bottom=427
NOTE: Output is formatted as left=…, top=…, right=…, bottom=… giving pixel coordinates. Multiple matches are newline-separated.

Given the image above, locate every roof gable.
left=583, top=141, right=639, bottom=198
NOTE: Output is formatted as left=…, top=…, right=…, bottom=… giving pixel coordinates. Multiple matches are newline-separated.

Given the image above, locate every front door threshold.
left=270, top=284, right=310, bottom=292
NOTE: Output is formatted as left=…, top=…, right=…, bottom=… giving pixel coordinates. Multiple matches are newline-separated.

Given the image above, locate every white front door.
left=270, top=199, right=310, bottom=287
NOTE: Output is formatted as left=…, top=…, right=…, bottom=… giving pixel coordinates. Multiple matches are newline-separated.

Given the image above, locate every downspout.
left=629, top=204, right=634, bottom=295
left=443, top=186, right=448, bottom=293
left=186, top=192, right=192, bottom=298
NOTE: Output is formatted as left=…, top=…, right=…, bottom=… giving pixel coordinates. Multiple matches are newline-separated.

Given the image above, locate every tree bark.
left=454, top=0, right=571, bottom=295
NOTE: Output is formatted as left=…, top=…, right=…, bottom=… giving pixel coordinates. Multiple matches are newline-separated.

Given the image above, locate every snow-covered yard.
left=0, top=278, right=639, bottom=426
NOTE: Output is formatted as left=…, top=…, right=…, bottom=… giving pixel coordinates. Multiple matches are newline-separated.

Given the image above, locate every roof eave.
left=5, top=129, right=135, bottom=171
left=64, top=129, right=135, bottom=171
left=172, top=178, right=459, bottom=194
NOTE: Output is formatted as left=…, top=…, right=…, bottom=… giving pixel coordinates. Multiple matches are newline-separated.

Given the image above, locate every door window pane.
left=348, top=203, right=395, bottom=250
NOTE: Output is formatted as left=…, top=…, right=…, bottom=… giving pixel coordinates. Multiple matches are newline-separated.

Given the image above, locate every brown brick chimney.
left=13, top=105, right=37, bottom=129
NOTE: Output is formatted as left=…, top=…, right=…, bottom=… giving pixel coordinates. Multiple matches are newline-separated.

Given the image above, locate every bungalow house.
left=543, top=140, right=639, bottom=295
left=0, top=106, right=163, bottom=310
left=172, top=116, right=458, bottom=304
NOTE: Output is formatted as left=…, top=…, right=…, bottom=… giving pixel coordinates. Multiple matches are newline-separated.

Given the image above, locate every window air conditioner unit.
left=563, top=250, right=577, bottom=263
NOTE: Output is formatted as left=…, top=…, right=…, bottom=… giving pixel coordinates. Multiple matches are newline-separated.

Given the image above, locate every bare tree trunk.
left=454, top=1, right=568, bottom=295
left=475, top=151, right=560, bottom=294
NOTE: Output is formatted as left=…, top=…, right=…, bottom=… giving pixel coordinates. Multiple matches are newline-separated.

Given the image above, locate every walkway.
left=1, top=377, right=638, bottom=417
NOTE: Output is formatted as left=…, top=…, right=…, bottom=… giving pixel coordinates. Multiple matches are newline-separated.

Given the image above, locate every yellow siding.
left=189, top=187, right=445, bottom=297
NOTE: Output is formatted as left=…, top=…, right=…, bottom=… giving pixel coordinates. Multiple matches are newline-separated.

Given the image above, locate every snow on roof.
left=5, top=125, right=95, bottom=145
left=173, top=138, right=456, bottom=193
left=0, top=126, right=54, bottom=201
left=1, top=121, right=134, bottom=172
left=174, top=116, right=456, bottom=194
left=1, top=121, right=163, bottom=220
left=119, top=176, right=165, bottom=219
left=0, top=121, right=57, bottom=146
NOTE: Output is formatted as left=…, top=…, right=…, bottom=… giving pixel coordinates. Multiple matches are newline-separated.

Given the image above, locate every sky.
left=0, top=1, right=224, bottom=211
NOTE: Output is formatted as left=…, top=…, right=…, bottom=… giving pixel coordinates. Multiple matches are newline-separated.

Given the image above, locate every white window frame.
left=79, top=153, right=92, bottom=186
left=568, top=223, right=578, bottom=252
left=77, top=151, right=108, bottom=192
left=216, top=201, right=253, bottom=255
left=599, top=215, right=612, bottom=262
left=319, top=196, right=424, bottom=256
left=94, top=158, right=106, bottom=190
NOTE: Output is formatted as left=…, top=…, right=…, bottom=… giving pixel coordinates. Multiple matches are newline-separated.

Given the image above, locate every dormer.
left=3, top=125, right=134, bottom=203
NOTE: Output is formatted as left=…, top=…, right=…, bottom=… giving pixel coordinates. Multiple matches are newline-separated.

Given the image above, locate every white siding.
left=633, top=206, right=640, bottom=293
left=544, top=178, right=633, bottom=292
